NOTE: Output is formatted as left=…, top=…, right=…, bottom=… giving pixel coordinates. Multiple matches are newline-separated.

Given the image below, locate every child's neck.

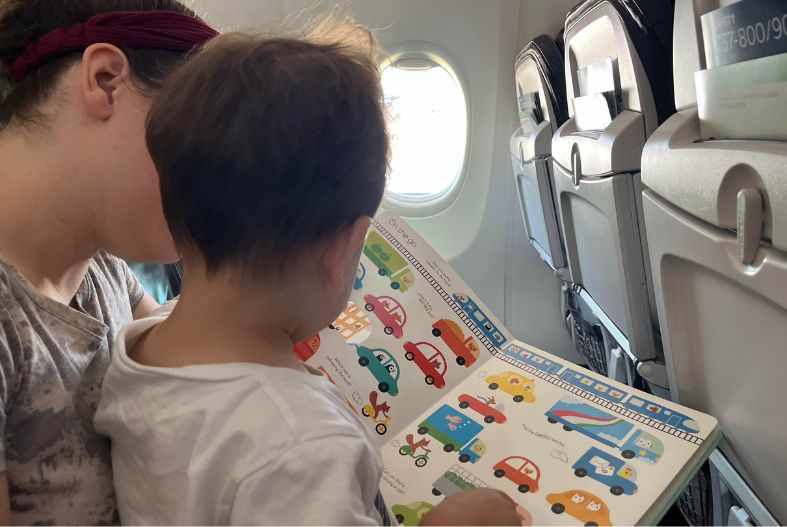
left=130, top=268, right=305, bottom=372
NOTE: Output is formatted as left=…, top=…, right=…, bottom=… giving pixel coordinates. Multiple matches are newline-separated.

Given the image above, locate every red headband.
left=11, top=10, right=219, bottom=81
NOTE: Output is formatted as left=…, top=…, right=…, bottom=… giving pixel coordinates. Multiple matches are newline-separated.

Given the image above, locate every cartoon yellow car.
left=546, top=489, right=612, bottom=526
left=486, top=371, right=535, bottom=403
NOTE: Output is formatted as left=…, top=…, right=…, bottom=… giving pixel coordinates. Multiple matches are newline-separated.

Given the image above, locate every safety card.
left=299, top=212, right=720, bottom=526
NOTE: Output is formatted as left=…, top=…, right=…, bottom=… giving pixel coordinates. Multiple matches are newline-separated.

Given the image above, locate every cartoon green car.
left=356, top=345, right=400, bottom=396
left=391, top=501, right=434, bottom=526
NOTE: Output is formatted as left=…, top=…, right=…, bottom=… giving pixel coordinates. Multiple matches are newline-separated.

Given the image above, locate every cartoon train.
left=453, top=293, right=507, bottom=348
left=546, top=396, right=664, bottom=463
left=501, top=343, right=701, bottom=434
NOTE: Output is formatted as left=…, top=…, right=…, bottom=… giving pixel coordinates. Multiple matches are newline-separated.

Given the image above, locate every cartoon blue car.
left=356, top=345, right=400, bottom=396
left=572, top=447, right=638, bottom=496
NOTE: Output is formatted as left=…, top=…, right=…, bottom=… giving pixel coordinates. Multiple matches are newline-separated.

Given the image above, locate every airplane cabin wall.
left=505, top=1, right=583, bottom=360
left=194, top=0, right=579, bottom=361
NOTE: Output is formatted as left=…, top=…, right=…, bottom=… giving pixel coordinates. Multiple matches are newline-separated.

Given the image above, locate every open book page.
left=379, top=341, right=719, bottom=526
left=302, top=213, right=719, bottom=525
left=303, top=212, right=511, bottom=441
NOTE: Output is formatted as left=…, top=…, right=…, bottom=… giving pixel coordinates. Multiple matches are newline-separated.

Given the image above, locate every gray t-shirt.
left=0, top=253, right=144, bottom=525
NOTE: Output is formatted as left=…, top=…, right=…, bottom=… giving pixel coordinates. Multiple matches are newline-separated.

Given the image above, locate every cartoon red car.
left=457, top=394, right=507, bottom=424
left=403, top=341, right=447, bottom=388
left=493, top=456, right=541, bottom=493
left=432, top=319, right=480, bottom=367
left=364, top=294, right=407, bottom=338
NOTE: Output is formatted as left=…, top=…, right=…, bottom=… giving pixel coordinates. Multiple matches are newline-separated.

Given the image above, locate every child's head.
left=146, top=18, right=389, bottom=338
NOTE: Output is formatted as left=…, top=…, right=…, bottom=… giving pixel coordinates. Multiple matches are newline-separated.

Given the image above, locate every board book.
left=297, top=212, right=720, bottom=526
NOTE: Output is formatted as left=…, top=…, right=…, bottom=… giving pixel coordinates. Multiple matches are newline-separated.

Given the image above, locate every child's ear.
left=321, top=216, right=372, bottom=292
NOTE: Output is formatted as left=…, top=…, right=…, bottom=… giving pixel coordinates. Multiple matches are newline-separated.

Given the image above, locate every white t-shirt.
left=94, top=315, right=389, bottom=525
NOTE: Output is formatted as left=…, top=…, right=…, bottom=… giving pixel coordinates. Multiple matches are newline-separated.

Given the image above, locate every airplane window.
left=381, top=57, right=467, bottom=201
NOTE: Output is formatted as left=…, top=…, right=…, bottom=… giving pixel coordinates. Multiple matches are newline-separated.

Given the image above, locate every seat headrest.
left=566, top=0, right=675, bottom=124
left=515, top=34, right=569, bottom=126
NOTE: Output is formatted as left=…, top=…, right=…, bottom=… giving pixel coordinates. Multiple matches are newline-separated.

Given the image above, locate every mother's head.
left=0, top=1, right=216, bottom=262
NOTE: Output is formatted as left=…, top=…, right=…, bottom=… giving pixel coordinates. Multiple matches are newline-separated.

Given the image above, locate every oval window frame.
left=379, top=40, right=471, bottom=218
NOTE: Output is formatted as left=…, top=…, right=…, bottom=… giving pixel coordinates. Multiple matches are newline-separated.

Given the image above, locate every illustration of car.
left=403, top=341, right=448, bottom=388
left=432, top=464, right=487, bottom=497
left=432, top=319, right=481, bottom=367
left=354, top=263, right=366, bottom=290
left=486, top=371, right=536, bottom=403
left=546, top=489, right=612, bottom=526
left=417, top=404, right=487, bottom=463
left=391, top=502, right=434, bottom=526
left=331, top=302, right=372, bottom=344
left=355, top=345, right=400, bottom=396
left=364, top=294, right=407, bottom=338
left=292, top=334, right=320, bottom=362
left=457, top=394, right=506, bottom=424
left=452, top=293, right=507, bottom=348
left=573, top=447, right=638, bottom=496
left=363, top=231, right=415, bottom=292
left=493, top=456, right=541, bottom=493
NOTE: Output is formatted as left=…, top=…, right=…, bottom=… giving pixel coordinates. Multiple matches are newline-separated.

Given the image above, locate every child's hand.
left=418, top=488, right=523, bottom=526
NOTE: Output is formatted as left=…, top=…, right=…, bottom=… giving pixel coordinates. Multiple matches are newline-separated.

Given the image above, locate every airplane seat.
left=641, top=0, right=786, bottom=524
left=551, top=0, right=675, bottom=390
left=510, top=34, right=569, bottom=279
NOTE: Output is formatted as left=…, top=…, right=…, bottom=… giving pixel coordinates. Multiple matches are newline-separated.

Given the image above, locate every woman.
left=0, top=1, right=216, bottom=523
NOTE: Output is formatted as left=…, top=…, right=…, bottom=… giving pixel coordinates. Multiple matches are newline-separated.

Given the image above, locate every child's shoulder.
left=250, top=367, right=368, bottom=446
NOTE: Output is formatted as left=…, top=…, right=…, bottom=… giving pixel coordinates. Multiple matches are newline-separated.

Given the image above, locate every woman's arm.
left=133, top=293, right=161, bottom=319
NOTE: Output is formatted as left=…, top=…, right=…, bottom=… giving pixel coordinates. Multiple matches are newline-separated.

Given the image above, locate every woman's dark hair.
left=0, top=0, right=206, bottom=127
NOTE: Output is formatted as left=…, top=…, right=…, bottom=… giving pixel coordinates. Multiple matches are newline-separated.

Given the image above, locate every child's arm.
left=229, top=434, right=385, bottom=525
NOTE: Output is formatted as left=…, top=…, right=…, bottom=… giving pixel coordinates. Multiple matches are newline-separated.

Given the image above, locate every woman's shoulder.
left=0, top=258, right=36, bottom=320
left=90, top=251, right=132, bottom=282
left=0, top=261, right=33, bottom=362
left=88, top=252, right=145, bottom=314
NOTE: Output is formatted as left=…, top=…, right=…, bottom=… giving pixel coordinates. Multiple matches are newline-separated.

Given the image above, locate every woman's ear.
left=80, top=43, right=132, bottom=120
left=321, top=216, right=372, bottom=292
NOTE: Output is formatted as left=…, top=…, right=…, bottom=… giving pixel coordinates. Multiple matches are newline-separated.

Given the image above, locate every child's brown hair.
left=146, top=17, right=389, bottom=274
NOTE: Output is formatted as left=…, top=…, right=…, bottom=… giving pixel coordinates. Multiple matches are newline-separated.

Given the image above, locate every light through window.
left=381, top=58, right=467, bottom=200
